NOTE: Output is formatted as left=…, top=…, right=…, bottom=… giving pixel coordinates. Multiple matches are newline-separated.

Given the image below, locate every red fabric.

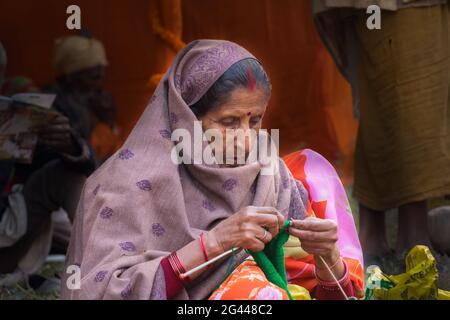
left=160, top=256, right=184, bottom=299
left=314, top=279, right=355, bottom=300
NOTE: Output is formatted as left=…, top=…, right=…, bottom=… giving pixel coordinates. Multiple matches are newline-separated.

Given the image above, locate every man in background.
left=313, top=1, right=450, bottom=287
left=44, top=33, right=119, bottom=164
left=0, top=41, right=95, bottom=281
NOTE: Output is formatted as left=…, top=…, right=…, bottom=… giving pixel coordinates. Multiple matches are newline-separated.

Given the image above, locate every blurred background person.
left=44, top=32, right=119, bottom=164
left=1, top=76, right=39, bottom=96
left=314, top=0, right=450, bottom=274
left=0, top=41, right=95, bottom=288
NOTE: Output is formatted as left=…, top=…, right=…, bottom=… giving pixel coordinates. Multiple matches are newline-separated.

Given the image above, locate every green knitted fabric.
left=248, top=220, right=293, bottom=300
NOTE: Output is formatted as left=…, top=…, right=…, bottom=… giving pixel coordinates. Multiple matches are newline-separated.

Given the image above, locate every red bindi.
left=247, top=112, right=252, bottom=116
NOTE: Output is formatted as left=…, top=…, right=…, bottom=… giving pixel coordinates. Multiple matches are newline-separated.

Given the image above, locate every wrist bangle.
left=199, top=233, right=213, bottom=269
left=315, top=259, right=350, bottom=287
left=168, top=252, right=189, bottom=282
left=199, top=233, right=209, bottom=262
left=315, top=255, right=342, bottom=270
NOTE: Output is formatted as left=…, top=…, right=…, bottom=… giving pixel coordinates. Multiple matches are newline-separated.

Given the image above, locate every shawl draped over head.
left=62, top=40, right=309, bottom=300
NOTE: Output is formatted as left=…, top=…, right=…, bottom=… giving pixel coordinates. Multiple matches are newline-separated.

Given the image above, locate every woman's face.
left=199, top=87, right=269, bottom=167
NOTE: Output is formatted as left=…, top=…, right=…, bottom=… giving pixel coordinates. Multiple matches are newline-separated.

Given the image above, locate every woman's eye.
left=250, top=117, right=262, bottom=126
left=220, top=117, right=238, bottom=127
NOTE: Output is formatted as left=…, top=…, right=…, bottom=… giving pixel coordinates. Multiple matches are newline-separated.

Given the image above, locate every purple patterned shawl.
left=61, top=40, right=308, bottom=300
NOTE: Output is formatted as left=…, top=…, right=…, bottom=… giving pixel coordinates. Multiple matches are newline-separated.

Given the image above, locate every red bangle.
left=199, top=233, right=209, bottom=262
left=161, top=256, right=184, bottom=299
left=168, top=252, right=189, bottom=282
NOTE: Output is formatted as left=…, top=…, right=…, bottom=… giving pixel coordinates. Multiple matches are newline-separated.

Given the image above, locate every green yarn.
left=214, top=247, right=238, bottom=292
left=213, top=220, right=293, bottom=300
left=248, top=220, right=293, bottom=300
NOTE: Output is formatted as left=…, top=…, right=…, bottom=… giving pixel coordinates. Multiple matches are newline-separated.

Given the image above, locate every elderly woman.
left=62, top=40, right=363, bottom=300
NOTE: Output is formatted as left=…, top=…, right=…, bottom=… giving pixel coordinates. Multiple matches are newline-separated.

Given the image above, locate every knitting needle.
left=180, top=247, right=239, bottom=280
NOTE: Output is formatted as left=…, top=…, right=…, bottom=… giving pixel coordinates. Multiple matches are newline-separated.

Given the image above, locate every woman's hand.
left=288, top=217, right=340, bottom=265
left=206, top=206, right=285, bottom=253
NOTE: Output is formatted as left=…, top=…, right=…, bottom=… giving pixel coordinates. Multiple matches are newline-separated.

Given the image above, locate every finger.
left=250, top=213, right=280, bottom=237
left=252, top=207, right=286, bottom=230
left=270, top=210, right=286, bottom=231
left=289, top=228, right=338, bottom=243
left=291, top=218, right=337, bottom=232
left=246, top=238, right=265, bottom=252
left=253, top=225, right=273, bottom=244
left=262, top=218, right=278, bottom=239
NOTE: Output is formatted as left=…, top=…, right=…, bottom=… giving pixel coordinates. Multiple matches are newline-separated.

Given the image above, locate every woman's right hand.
left=206, top=206, right=285, bottom=253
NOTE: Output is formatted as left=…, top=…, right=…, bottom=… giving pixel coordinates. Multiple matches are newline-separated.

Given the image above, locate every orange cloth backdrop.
left=0, top=0, right=357, bottom=183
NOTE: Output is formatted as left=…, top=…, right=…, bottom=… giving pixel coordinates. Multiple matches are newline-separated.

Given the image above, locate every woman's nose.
left=235, top=125, right=254, bottom=154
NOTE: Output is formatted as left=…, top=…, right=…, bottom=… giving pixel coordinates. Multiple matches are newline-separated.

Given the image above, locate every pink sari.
left=284, top=149, right=364, bottom=297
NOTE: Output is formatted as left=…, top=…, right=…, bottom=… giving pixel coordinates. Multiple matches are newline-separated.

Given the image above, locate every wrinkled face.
left=199, top=87, right=269, bottom=167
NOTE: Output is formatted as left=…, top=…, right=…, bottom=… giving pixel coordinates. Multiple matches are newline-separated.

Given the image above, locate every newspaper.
left=0, top=93, right=58, bottom=163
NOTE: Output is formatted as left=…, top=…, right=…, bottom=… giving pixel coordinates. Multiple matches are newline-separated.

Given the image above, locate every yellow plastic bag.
left=364, top=265, right=394, bottom=300
left=438, top=289, right=450, bottom=300
left=365, top=245, right=450, bottom=300
left=288, top=284, right=312, bottom=300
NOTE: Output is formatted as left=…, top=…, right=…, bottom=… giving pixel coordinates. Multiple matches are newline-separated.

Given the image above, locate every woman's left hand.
left=288, top=217, right=340, bottom=263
